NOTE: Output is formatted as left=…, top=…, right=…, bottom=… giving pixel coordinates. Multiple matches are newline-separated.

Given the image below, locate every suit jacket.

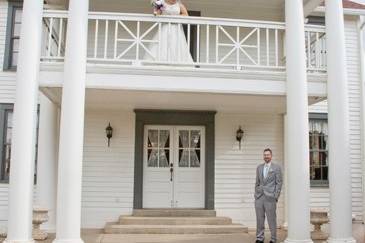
left=254, top=162, right=283, bottom=201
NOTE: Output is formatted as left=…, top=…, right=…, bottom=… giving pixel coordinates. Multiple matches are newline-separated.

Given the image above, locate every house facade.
left=0, top=0, right=364, bottom=242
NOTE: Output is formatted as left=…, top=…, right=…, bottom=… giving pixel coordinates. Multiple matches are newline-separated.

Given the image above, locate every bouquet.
left=151, top=0, right=165, bottom=15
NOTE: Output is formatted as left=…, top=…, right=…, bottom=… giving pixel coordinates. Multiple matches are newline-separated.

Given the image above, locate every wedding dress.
left=144, top=0, right=194, bottom=64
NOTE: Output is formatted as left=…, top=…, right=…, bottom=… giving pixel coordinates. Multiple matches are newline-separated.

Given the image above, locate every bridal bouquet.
left=151, top=0, right=165, bottom=15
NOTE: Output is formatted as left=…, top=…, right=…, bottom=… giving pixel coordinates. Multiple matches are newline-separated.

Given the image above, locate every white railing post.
left=41, top=10, right=326, bottom=73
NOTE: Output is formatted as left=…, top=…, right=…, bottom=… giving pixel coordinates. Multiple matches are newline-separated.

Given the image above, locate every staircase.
left=104, top=209, right=248, bottom=234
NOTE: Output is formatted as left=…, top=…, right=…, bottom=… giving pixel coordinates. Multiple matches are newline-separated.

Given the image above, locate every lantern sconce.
left=236, top=126, right=244, bottom=150
left=105, top=122, right=113, bottom=147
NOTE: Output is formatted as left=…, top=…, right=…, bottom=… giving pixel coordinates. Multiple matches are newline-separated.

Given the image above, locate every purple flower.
left=151, top=0, right=165, bottom=11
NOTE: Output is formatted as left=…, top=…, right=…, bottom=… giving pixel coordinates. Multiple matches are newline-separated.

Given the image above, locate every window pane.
left=190, top=130, right=201, bottom=148
left=309, top=118, right=328, bottom=184
left=159, top=130, right=170, bottom=148
left=13, top=23, right=21, bottom=37
left=14, top=9, right=22, bottom=23
left=147, top=149, right=158, bottom=167
left=3, top=111, right=13, bottom=180
left=11, top=51, right=18, bottom=67
left=3, top=144, right=11, bottom=180
left=190, top=149, right=200, bottom=167
left=147, top=130, right=158, bottom=148
left=12, top=39, right=19, bottom=52
left=159, top=149, right=169, bottom=167
left=179, top=149, right=189, bottom=167
left=179, top=130, right=189, bottom=148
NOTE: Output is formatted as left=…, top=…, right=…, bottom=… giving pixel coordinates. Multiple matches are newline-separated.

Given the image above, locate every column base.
left=284, top=239, right=313, bottom=243
left=3, top=240, right=35, bottom=243
left=327, top=237, right=357, bottom=243
left=53, top=239, right=84, bottom=243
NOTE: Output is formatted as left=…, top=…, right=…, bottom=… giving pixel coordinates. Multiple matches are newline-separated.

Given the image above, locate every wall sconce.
left=105, top=122, right=113, bottom=147
left=236, top=126, right=244, bottom=150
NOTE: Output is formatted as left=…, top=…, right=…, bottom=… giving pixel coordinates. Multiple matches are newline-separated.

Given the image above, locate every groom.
left=254, top=148, right=283, bottom=243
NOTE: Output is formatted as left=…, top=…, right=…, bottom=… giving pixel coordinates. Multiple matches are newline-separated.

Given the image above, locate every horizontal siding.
left=307, top=18, right=364, bottom=222
left=81, top=110, right=135, bottom=228
left=0, top=1, right=12, bottom=228
left=0, top=1, right=16, bottom=103
left=215, top=113, right=284, bottom=229
left=345, top=18, right=363, bottom=221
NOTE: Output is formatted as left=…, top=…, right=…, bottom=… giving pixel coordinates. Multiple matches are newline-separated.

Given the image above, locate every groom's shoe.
left=255, top=241, right=264, bottom=243
left=269, top=241, right=276, bottom=243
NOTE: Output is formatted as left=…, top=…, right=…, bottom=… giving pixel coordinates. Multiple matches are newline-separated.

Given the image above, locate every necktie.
left=264, top=165, right=269, bottom=178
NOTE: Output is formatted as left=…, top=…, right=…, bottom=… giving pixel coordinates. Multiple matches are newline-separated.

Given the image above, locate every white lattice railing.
left=41, top=10, right=327, bottom=73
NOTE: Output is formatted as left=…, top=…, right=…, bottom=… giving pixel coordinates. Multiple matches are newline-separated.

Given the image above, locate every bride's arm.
left=180, top=4, right=189, bottom=16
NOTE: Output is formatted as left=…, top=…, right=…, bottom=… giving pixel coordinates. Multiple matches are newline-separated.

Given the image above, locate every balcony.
left=40, top=10, right=327, bottom=75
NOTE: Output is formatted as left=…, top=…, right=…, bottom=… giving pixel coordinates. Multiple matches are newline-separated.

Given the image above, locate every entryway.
left=143, top=125, right=205, bottom=208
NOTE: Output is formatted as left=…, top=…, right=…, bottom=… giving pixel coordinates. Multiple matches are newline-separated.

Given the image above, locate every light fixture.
left=236, top=126, right=244, bottom=150
left=105, top=122, right=113, bottom=147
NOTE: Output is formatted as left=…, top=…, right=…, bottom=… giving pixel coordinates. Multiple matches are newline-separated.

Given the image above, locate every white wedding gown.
left=144, top=0, right=194, bottom=64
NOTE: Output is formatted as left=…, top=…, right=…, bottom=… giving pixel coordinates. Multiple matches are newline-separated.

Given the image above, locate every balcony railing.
left=41, top=10, right=327, bottom=73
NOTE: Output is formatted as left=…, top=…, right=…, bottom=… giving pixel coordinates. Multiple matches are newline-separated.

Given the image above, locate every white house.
left=0, top=0, right=364, bottom=242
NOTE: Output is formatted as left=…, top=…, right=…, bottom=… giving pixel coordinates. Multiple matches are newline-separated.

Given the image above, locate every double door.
left=143, top=125, right=205, bottom=208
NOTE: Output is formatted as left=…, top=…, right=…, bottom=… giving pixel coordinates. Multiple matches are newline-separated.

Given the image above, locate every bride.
left=144, top=0, right=194, bottom=64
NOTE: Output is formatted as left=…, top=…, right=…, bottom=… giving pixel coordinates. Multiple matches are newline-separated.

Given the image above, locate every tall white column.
left=325, top=1, right=356, bottom=242
left=4, top=0, right=44, bottom=242
left=36, top=94, right=59, bottom=232
left=53, top=0, right=89, bottom=242
left=284, top=0, right=313, bottom=242
left=358, top=16, right=365, bottom=225
left=283, top=114, right=288, bottom=230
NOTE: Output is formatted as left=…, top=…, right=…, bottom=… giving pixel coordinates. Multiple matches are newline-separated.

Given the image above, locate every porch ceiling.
left=45, top=0, right=314, bottom=20
left=41, top=88, right=321, bottom=113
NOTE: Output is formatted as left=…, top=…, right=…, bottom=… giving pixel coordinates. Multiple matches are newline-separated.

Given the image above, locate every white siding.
left=345, top=17, right=363, bottom=221
left=308, top=18, right=363, bottom=222
left=81, top=110, right=135, bottom=228
left=0, top=1, right=14, bottom=228
left=0, top=0, right=16, bottom=103
left=215, top=113, right=284, bottom=229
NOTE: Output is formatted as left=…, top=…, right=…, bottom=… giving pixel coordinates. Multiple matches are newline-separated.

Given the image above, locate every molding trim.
left=133, top=109, right=216, bottom=210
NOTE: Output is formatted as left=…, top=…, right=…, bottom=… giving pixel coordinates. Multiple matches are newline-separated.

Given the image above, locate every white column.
left=4, top=0, right=44, bottom=242
left=36, top=94, right=59, bottom=232
left=53, top=0, right=89, bottom=242
left=284, top=0, right=313, bottom=242
left=325, top=1, right=356, bottom=242
left=359, top=16, right=365, bottom=225
left=283, top=114, right=288, bottom=230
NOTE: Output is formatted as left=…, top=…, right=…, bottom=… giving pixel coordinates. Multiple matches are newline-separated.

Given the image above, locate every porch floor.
left=41, top=222, right=365, bottom=243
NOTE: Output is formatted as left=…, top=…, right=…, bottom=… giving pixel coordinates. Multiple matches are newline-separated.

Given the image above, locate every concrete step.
left=132, top=209, right=217, bottom=217
left=104, top=224, right=249, bottom=234
left=119, top=216, right=232, bottom=225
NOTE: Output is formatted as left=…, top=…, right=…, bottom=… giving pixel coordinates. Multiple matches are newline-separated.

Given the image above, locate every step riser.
left=119, top=218, right=232, bottom=225
left=104, top=227, right=248, bottom=234
left=132, top=210, right=216, bottom=217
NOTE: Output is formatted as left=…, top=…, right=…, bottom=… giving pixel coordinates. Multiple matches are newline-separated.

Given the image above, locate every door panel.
left=174, top=127, right=205, bottom=208
left=143, top=126, right=174, bottom=208
left=143, top=125, right=205, bottom=208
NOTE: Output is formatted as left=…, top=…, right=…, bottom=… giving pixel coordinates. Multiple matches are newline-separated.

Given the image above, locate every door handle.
left=170, top=164, right=173, bottom=182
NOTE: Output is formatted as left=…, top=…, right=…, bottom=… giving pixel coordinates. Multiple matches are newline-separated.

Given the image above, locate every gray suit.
left=254, top=162, right=283, bottom=242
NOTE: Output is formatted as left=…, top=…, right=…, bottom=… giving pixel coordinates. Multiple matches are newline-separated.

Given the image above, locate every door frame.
left=142, top=125, right=205, bottom=208
left=134, top=109, right=216, bottom=210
